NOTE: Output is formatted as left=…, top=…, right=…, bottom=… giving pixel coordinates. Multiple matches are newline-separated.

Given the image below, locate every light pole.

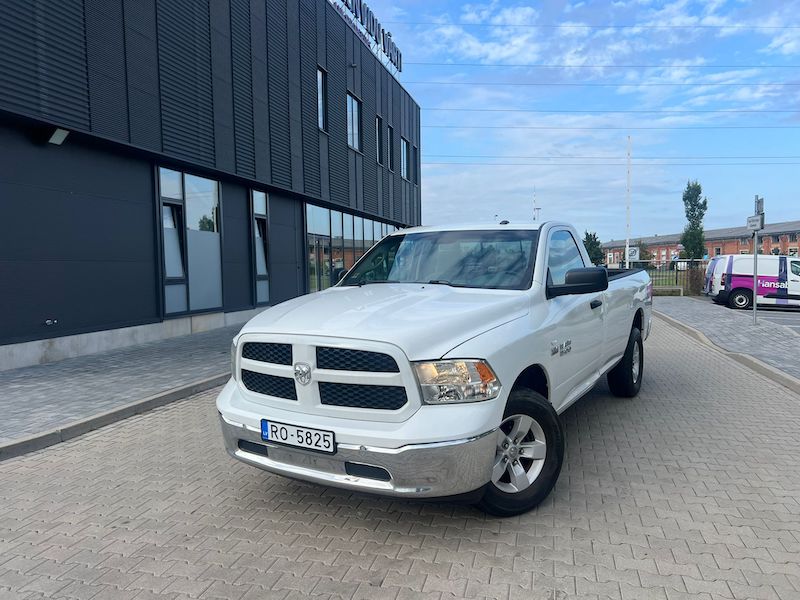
left=625, top=136, right=631, bottom=268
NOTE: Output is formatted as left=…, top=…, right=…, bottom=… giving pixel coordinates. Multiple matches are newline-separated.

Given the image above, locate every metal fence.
left=611, top=259, right=709, bottom=294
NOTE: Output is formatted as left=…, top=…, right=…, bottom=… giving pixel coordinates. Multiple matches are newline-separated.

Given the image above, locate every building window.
left=413, top=146, right=419, bottom=184
left=773, top=235, right=781, bottom=243
left=375, top=116, right=384, bottom=164
left=347, top=93, right=361, bottom=150
left=400, top=138, right=410, bottom=179
left=714, top=247, right=721, bottom=256
left=317, top=68, right=327, bottom=131
left=789, top=233, right=798, bottom=242
left=252, top=191, right=269, bottom=305
left=306, top=204, right=391, bottom=292
left=159, top=168, right=222, bottom=314
left=387, top=125, right=395, bottom=171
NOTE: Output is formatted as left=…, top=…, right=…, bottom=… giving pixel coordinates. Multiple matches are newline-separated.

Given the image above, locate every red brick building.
left=603, top=220, right=800, bottom=266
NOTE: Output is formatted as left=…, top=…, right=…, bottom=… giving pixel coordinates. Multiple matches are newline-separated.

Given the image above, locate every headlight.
left=414, top=360, right=501, bottom=404
left=230, top=340, right=238, bottom=381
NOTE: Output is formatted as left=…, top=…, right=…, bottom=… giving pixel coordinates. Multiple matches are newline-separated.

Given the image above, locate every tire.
left=728, top=289, right=752, bottom=310
left=607, top=327, right=643, bottom=398
left=476, top=389, right=564, bottom=517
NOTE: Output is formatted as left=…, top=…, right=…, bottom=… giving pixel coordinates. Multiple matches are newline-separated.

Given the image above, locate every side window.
left=791, top=261, right=800, bottom=277
left=547, top=230, right=585, bottom=286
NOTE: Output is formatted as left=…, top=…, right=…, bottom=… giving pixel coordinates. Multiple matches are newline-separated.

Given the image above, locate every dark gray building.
left=0, top=0, right=421, bottom=366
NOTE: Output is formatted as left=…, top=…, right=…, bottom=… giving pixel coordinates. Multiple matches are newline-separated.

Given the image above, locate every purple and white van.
left=705, top=254, right=800, bottom=309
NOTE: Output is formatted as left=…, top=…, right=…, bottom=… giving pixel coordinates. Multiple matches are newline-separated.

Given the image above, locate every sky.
left=361, top=0, right=800, bottom=242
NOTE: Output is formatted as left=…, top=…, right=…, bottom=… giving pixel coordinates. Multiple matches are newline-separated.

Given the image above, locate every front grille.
left=318, top=382, right=407, bottom=410
left=242, top=342, right=292, bottom=365
left=316, top=347, right=399, bottom=372
left=242, top=369, right=297, bottom=400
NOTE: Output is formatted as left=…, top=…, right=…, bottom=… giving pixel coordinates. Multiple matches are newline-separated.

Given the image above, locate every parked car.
left=705, top=254, right=800, bottom=309
left=217, top=222, right=653, bottom=515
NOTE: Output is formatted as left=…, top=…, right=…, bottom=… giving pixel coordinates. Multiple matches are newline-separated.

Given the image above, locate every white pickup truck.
left=217, top=222, right=652, bottom=515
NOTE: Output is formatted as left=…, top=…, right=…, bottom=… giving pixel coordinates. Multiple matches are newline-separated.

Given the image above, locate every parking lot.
left=2, top=319, right=799, bottom=600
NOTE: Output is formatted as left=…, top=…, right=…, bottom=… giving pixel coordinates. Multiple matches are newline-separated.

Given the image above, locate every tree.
left=635, top=242, right=653, bottom=262
left=679, top=180, right=708, bottom=259
left=582, top=231, right=604, bottom=265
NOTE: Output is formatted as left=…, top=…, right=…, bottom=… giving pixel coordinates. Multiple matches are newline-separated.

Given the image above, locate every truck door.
left=542, top=229, right=605, bottom=410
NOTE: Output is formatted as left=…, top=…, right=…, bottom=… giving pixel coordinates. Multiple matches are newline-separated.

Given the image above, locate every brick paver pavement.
left=655, top=296, right=800, bottom=380
left=1, top=319, right=799, bottom=600
left=0, top=326, right=239, bottom=444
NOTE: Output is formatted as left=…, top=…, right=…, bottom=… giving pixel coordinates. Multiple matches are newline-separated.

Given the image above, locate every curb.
left=654, top=312, right=800, bottom=397
left=0, top=373, right=229, bottom=462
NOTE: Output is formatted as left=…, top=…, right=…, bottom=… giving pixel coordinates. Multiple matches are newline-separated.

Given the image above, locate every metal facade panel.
left=0, top=124, right=157, bottom=345
left=231, top=0, right=256, bottom=178
left=85, top=0, right=129, bottom=140
left=325, top=3, right=348, bottom=206
left=250, top=0, right=271, bottom=182
left=361, top=46, right=378, bottom=215
left=123, top=0, right=161, bottom=150
left=392, top=80, right=402, bottom=222
left=221, top=181, right=253, bottom=311
left=299, top=0, right=321, bottom=198
left=210, top=2, right=235, bottom=173
left=156, top=0, right=215, bottom=164
left=266, top=0, right=293, bottom=188
left=0, top=0, right=89, bottom=129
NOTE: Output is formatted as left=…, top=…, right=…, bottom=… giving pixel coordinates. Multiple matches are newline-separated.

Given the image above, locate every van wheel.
left=728, top=289, right=752, bottom=310
left=476, top=389, right=564, bottom=517
left=607, top=327, right=643, bottom=398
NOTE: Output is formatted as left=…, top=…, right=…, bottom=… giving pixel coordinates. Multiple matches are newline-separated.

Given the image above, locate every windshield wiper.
left=426, top=279, right=468, bottom=287
left=343, top=279, right=398, bottom=287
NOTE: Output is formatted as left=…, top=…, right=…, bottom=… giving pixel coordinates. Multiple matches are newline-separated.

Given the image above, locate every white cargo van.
left=705, top=254, right=800, bottom=309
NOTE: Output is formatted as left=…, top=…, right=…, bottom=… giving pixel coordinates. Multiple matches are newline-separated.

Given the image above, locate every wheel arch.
left=632, top=307, right=644, bottom=333
left=511, top=364, right=550, bottom=400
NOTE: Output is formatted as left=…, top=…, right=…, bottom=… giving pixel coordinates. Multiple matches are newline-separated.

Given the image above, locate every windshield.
left=340, top=229, right=539, bottom=290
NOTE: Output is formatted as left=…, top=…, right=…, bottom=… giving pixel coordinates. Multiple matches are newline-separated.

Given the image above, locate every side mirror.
left=547, top=267, right=608, bottom=298
left=333, top=268, right=347, bottom=283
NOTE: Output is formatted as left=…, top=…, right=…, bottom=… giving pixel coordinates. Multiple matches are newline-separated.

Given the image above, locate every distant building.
left=603, top=220, right=800, bottom=265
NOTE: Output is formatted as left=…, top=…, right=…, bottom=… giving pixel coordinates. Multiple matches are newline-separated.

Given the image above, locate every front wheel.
left=607, top=327, right=643, bottom=398
left=476, top=389, right=564, bottom=517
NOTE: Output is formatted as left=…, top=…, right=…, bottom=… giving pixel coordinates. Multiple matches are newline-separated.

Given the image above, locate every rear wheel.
left=477, top=389, right=564, bottom=517
left=607, top=327, right=643, bottom=398
left=728, top=289, right=752, bottom=310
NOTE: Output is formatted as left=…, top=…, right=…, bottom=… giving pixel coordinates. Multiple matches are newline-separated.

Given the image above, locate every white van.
left=705, top=254, right=800, bottom=309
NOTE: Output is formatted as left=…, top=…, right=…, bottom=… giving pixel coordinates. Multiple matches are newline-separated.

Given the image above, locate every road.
left=757, top=306, right=800, bottom=334
left=1, top=319, right=799, bottom=600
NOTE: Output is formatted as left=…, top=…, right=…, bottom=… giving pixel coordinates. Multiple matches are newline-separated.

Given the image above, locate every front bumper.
left=219, top=413, right=497, bottom=498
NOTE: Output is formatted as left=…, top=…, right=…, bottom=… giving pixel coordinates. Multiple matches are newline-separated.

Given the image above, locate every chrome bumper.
left=219, top=414, right=496, bottom=498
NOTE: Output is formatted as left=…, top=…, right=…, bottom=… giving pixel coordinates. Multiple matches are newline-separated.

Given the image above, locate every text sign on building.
left=747, top=214, right=764, bottom=231
left=335, top=0, right=402, bottom=71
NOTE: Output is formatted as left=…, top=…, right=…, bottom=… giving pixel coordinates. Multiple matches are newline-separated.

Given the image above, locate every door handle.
left=590, top=299, right=603, bottom=310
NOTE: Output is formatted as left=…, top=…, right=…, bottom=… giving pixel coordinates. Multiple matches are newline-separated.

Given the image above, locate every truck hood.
left=239, top=283, right=530, bottom=360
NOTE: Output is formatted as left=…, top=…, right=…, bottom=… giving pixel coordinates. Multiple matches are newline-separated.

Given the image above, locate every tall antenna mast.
left=532, top=186, right=541, bottom=222
left=625, top=136, right=632, bottom=268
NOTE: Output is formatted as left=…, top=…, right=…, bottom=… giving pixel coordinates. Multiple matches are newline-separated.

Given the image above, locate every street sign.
left=747, top=214, right=764, bottom=231
left=626, top=246, right=640, bottom=261
left=755, top=196, right=764, bottom=215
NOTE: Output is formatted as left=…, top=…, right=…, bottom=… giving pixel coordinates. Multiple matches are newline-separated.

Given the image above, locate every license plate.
left=261, top=419, right=336, bottom=454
